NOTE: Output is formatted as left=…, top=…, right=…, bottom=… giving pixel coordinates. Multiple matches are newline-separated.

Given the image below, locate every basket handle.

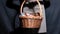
left=20, top=0, right=26, bottom=14
left=20, top=0, right=43, bottom=17
left=36, top=0, right=43, bottom=17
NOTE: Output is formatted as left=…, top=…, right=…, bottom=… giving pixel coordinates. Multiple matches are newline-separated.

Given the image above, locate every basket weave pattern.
left=20, top=17, right=42, bottom=28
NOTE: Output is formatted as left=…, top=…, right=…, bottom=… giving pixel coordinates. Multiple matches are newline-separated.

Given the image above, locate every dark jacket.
left=46, top=0, right=60, bottom=34
left=0, top=0, right=20, bottom=34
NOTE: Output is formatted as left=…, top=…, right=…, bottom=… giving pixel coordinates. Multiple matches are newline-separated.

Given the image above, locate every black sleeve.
left=43, top=0, right=50, bottom=9
left=19, top=0, right=24, bottom=7
left=6, top=0, right=20, bottom=10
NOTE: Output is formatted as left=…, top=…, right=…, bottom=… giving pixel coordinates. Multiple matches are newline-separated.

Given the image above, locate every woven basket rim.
left=19, top=16, right=42, bottom=19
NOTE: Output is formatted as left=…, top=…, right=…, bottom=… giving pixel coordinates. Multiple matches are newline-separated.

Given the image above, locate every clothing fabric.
left=0, top=0, right=20, bottom=34
left=46, top=0, right=60, bottom=34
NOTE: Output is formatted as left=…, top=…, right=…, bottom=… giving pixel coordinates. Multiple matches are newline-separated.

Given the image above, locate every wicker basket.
left=19, top=0, right=43, bottom=28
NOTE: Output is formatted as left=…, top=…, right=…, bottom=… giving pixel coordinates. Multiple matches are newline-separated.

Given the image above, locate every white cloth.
left=38, top=4, right=47, bottom=33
